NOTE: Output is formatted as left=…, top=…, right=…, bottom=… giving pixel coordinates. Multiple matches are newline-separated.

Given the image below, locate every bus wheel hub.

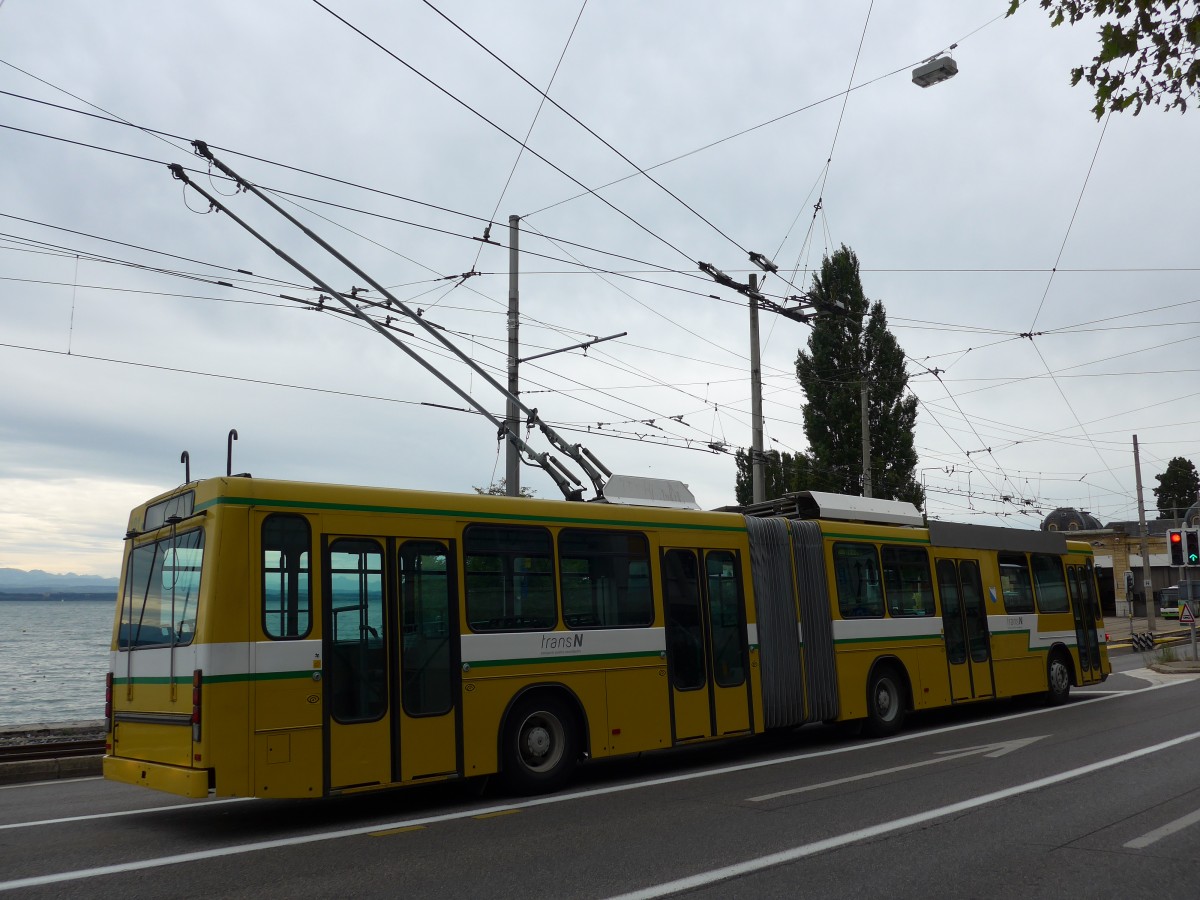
left=525, top=726, right=550, bottom=758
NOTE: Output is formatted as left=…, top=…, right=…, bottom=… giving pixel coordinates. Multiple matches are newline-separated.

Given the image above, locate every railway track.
left=0, top=739, right=106, bottom=764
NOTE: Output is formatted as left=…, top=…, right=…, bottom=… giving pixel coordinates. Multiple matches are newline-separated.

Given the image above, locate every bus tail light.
left=191, top=669, right=202, bottom=742
left=104, top=671, right=113, bottom=733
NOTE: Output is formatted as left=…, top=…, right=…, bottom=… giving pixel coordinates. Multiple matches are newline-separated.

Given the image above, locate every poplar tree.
left=1153, top=456, right=1200, bottom=518
left=734, top=448, right=812, bottom=504
left=735, top=245, right=923, bottom=507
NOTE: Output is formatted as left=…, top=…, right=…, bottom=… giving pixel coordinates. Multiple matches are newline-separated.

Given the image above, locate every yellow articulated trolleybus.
left=104, top=477, right=1109, bottom=800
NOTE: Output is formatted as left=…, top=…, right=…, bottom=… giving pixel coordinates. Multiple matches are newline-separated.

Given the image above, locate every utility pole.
left=698, top=252, right=834, bottom=509
left=506, top=215, right=520, bottom=497
left=861, top=381, right=872, bottom=498
left=749, top=274, right=764, bottom=504
left=1133, top=434, right=1155, bottom=636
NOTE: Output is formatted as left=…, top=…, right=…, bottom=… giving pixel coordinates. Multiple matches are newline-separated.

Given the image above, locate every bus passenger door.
left=324, top=536, right=391, bottom=791
left=1068, top=564, right=1103, bottom=685
left=395, top=539, right=459, bottom=782
left=661, top=548, right=751, bottom=743
left=935, top=558, right=994, bottom=701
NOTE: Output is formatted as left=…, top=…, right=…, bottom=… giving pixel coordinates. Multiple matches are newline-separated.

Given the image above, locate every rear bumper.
left=104, top=755, right=210, bottom=798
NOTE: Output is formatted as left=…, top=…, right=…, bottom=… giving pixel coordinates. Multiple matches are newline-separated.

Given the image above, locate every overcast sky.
left=2, top=1, right=1198, bottom=577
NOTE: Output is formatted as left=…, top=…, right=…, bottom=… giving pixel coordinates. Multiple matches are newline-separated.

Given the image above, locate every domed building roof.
left=1041, top=507, right=1103, bottom=532
left=1184, top=500, right=1200, bottom=528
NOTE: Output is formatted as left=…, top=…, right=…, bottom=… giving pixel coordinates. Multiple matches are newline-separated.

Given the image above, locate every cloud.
left=0, top=0, right=1198, bottom=575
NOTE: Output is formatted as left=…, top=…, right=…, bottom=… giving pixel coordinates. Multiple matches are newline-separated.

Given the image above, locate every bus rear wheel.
left=501, top=694, right=578, bottom=795
left=864, top=666, right=906, bottom=738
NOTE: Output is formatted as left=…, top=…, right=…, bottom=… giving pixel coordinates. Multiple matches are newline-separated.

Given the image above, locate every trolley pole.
left=749, top=274, right=764, bottom=504
left=1133, top=434, right=1155, bottom=637
left=506, top=215, right=520, bottom=497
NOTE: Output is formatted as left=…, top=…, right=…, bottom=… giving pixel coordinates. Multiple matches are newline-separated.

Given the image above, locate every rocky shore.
left=0, top=720, right=106, bottom=746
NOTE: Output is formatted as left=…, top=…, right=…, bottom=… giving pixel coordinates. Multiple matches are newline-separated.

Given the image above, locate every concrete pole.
left=1133, top=434, right=1154, bottom=635
left=506, top=215, right=520, bottom=497
left=861, top=382, right=872, bottom=498
left=749, top=274, right=764, bottom=504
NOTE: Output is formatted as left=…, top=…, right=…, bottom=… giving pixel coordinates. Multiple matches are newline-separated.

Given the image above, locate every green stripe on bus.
left=113, top=670, right=314, bottom=687
left=468, top=650, right=663, bottom=668
left=822, top=530, right=931, bottom=545
left=204, top=670, right=315, bottom=684
left=834, top=634, right=941, bottom=645
left=195, top=496, right=747, bottom=533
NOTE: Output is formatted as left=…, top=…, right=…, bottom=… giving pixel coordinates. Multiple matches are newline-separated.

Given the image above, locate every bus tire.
left=1046, top=651, right=1072, bottom=706
left=500, top=694, right=578, bottom=795
left=864, top=665, right=906, bottom=738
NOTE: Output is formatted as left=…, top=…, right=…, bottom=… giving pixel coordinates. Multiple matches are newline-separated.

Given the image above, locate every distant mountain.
left=0, top=568, right=119, bottom=592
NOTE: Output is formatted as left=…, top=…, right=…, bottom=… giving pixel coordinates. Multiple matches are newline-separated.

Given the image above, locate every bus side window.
left=464, top=524, right=556, bottom=632
left=833, top=543, right=883, bottom=618
left=262, top=514, right=312, bottom=639
left=881, top=546, right=934, bottom=616
left=997, top=552, right=1035, bottom=613
left=558, top=529, right=653, bottom=629
left=1030, top=553, right=1069, bottom=613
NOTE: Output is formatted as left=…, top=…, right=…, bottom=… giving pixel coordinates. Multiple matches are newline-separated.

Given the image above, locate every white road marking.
left=1124, top=807, right=1200, bottom=849
left=1119, top=667, right=1200, bottom=686
left=747, top=736, right=1046, bottom=802
left=0, top=679, right=1186, bottom=891
left=0, top=776, right=101, bottom=791
left=608, top=729, right=1200, bottom=900
left=0, top=797, right=252, bottom=831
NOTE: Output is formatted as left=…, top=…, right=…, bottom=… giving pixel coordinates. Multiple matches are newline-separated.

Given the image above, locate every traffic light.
left=1188, top=528, right=1200, bottom=567
left=1169, top=529, right=1185, bottom=566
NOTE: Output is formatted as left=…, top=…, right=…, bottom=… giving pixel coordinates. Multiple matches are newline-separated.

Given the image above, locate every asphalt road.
left=3, top=665, right=1200, bottom=899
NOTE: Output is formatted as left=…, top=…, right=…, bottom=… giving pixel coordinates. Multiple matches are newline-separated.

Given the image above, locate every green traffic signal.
left=1187, top=529, right=1200, bottom=566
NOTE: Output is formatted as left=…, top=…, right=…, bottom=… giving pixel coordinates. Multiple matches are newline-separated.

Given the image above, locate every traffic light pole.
left=1186, top=543, right=1197, bottom=661
left=1133, top=435, right=1156, bottom=638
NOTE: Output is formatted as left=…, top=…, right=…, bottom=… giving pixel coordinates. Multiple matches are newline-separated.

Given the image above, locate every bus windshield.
left=119, top=528, right=205, bottom=649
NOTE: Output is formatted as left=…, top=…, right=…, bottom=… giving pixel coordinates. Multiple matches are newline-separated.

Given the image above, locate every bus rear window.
left=120, top=528, right=204, bottom=648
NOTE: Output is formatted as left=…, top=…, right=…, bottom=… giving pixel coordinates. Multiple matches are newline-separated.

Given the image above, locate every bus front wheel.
left=501, top=694, right=578, bottom=795
left=864, top=666, right=906, bottom=738
left=1046, top=652, right=1072, bottom=705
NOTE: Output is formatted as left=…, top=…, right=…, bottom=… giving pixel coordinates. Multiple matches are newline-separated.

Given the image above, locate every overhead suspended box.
left=912, top=56, right=958, bottom=88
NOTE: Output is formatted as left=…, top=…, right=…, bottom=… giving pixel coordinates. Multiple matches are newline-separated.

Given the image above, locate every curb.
left=0, top=755, right=102, bottom=785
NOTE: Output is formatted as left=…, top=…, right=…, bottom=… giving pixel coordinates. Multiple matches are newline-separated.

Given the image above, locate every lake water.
left=0, top=600, right=113, bottom=727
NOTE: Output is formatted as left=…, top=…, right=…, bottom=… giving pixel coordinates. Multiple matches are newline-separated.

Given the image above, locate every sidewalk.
left=1105, top=614, right=1192, bottom=646
left=1107, top=614, right=1200, bottom=672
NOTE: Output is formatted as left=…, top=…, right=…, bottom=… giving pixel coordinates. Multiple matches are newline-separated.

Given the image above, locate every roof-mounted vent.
left=600, top=474, right=700, bottom=510
left=740, top=491, right=924, bottom=527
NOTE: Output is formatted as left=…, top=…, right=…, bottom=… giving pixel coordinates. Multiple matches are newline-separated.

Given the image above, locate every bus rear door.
left=661, top=548, right=752, bottom=743
left=1068, top=562, right=1104, bottom=685
left=323, top=533, right=459, bottom=792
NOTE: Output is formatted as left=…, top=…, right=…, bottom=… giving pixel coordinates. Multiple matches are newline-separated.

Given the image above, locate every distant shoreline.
left=0, top=593, right=116, bottom=602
